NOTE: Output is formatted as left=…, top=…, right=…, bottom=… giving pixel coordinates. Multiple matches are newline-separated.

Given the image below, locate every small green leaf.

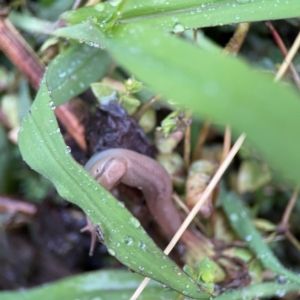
left=91, top=82, right=118, bottom=105
left=197, top=258, right=216, bottom=283
left=46, top=44, right=111, bottom=106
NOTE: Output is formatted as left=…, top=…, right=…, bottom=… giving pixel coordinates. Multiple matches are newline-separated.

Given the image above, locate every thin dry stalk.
left=130, top=134, right=246, bottom=300
left=266, top=22, right=300, bottom=89
left=172, top=193, right=207, bottom=234
left=221, top=125, right=231, bottom=162
left=192, top=120, right=210, bottom=161
left=280, top=188, right=298, bottom=225
left=274, top=31, right=300, bottom=82
left=285, top=230, right=300, bottom=252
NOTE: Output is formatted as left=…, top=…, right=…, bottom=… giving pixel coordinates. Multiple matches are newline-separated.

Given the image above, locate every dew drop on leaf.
left=129, top=217, right=140, bottom=228
left=124, top=236, right=133, bottom=245
left=107, top=248, right=116, bottom=256
left=173, top=23, right=185, bottom=33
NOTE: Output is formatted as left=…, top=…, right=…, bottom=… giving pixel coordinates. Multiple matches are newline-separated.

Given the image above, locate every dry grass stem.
left=274, top=31, right=300, bottom=82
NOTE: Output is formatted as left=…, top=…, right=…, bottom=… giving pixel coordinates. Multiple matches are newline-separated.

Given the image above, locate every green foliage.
left=0, top=270, right=177, bottom=300
left=60, top=0, right=300, bottom=31
left=18, top=81, right=211, bottom=299
left=54, top=21, right=300, bottom=187
left=3, top=0, right=300, bottom=299
left=46, top=44, right=111, bottom=106
left=222, top=190, right=300, bottom=285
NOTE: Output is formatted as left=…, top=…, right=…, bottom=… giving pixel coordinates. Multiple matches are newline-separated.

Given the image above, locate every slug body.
left=85, top=148, right=184, bottom=240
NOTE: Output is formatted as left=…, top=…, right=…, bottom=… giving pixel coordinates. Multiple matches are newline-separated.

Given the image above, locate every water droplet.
left=186, top=284, right=190, bottom=288
left=118, top=201, right=125, bottom=207
left=94, top=3, right=105, bottom=11
left=129, top=217, right=140, bottom=228
left=173, top=23, right=185, bottom=33
left=125, top=236, right=133, bottom=245
left=139, top=266, right=144, bottom=271
left=138, top=242, right=146, bottom=251
left=230, top=213, right=238, bottom=221
left=59, top=71, right=66, bottom=78
left=174, top=268, right=182, bottom=276
left=245, top=235, right=252, bottom=241
left=236, top=15, right=241, bottom=20
left=109, top=0, right=122, bottom=7
left=107, top=248, right=116, bottom=256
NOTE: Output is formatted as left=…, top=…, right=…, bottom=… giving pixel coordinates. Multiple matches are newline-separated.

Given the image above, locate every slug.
left=83, top=148, right=209, bottom=255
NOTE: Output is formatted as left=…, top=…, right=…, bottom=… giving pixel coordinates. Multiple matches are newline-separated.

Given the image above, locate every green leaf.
left=214, top=281, right=299, bottom=300
left=222, top=190, right=300, bottom=285
left=9, top=11, right=57, bottom=35
left=0, top=270, right=178, bottom=300
left=53, top=22, right=300, bottom=186
left=60, top=0, right=300, bottom=31
left=18, top=81, right=210, bottom=299
left=46, top=44, right=111, bottom=106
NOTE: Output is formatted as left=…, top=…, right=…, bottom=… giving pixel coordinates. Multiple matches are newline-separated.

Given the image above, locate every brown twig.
left=192, top=119, right=210, bottom=161
left=0, top=18, right=87, bottom=150
left=266, top=22, right=300, bottom=90
left=172, top=192, right=207, bottom=235
left=0, top=18, right=44, bottom=89
left=280, top=188, right=298, bottom=226
left=285, top=230, right=300, bottom=252
left=223, top=23, right=250, bottom=56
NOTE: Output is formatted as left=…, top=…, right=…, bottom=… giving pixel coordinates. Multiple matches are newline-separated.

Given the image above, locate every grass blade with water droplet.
left=0, top=270, right=178, bottom=300
left=222, top=190, right=300, bottom=285
left=60, top=0, right=300, bottom=31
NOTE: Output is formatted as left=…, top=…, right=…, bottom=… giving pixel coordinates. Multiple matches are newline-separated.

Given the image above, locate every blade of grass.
left=222, top=190, right=300, bottom=284
left=214, top=282, right=299, bottom=300
left=60, top=0, right=300, bottom=32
